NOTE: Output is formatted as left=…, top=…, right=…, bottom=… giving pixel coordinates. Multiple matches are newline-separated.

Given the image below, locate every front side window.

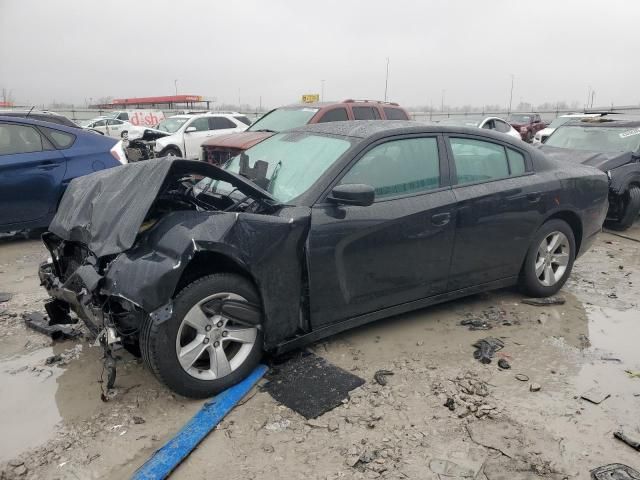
left=93, top=119, right=106, bottom=127
left=340, top=137, right=440, bottom=200
left=450, top=138, right=518, bottom=184
left=247, top=107, right=319, bottom=132
left=233, top=115, right=251, bottom=126
left=352, top=106, right=381, bottom=120
left=189, top=117, right=210, bottom=132
left=0, top=124, right=45, bottom=155
left=318, top=108, right=349, bottom=123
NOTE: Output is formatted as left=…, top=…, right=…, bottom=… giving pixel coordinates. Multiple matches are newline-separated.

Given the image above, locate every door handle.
left=431, top=212, right=451, bottom=227
left=526, top=192, right=542, bottom=203
left=38, top=161, right=59, bottom=170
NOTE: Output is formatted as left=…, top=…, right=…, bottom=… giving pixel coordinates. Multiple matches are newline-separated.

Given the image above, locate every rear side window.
left=318, top=108, right=349, bottom=123
left=340, top=137, right=440, bottom=199
left=41, top=127, right=76, bottom=149
left=352, top=106, right=381, bottom=120
left=233, top=115, right=251, bottom=125
left=507, top=148, right=526, bottom=174
left=117, top=112, right=129, bottom=120
left=495, top=120, right=511, bottom=133
left=0, top=123, right=46, bottom=155
left=210, top=117, right=237, bottom=130
left=450, top=138, right=527, bottom=185
left=383, top=108, right=409, bottom=120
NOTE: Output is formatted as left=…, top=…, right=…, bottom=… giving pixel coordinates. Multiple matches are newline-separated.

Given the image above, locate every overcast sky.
left=1, top=0, right=638, bottom=109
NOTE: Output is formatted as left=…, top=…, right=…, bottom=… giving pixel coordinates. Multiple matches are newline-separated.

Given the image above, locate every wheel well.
left=173, top=251, right=257, bottom=297
left=546, top=211, right=583, bottom=255
left=161, top=144, right=182, bottom=156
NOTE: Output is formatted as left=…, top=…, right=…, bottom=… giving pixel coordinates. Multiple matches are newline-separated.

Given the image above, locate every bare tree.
left=1, top=87, right=14, bottom=104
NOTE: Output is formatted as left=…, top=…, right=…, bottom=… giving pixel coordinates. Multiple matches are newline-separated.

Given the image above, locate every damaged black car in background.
left=39, top=121, right=608, bottom=397
left=539, top=116, right=640, bottom=230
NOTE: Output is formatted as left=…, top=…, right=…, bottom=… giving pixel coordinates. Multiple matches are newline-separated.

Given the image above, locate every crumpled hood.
left=48, top=158, right=277, bottom=257
left=201, top=131, right=273, bottom=150
left=538, top=145, right=633, bottom=171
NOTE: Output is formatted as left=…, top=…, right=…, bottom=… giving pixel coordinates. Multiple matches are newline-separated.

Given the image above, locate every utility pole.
left=259, top=96, right=262, bottom=112
left=590, top=90, right=596, bottom=109
left=321, top=80, right=325, bottom=102
left=174, top=79, right=178, bottom=96
left=238, top=88, right=241, bottom=109
left=384, top=58, right=390, bottom=102
left=441, top=90, right=445, bottom=113
left=508, top=74, right=514, bottom=114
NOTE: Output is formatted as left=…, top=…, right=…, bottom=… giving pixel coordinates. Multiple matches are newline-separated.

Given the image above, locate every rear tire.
left=140, top=273, right=263, bottom=398
left=608, top=186, right=640, bottom=231
left=519, top=219, right=576, bottom=297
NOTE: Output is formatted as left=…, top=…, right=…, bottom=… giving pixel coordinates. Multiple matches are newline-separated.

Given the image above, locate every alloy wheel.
left=175, top=292, right=258, bottom=381
left=534, top=231, right=570, bottom=287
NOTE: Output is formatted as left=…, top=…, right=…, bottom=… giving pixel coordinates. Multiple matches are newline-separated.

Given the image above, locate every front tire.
left=608, top=186, right=640, bottom=231
left=160, top=146, right=181, bottom=158
left=140, top=273, right=263, bottom=398
left=519, top=219, right=576, bottom=297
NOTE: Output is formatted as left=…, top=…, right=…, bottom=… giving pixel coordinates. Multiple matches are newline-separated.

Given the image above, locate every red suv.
left=201, top=99, right=411, bottom=165
left=507, top=113, right=546, bottom=143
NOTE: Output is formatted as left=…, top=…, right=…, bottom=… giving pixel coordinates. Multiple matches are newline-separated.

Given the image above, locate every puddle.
left=585, top=306, right=640, bottom=367
left=0, top=345, right=63, bottom=462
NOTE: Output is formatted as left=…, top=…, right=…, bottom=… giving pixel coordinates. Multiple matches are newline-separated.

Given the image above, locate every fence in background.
left=3, top=105, right=640, bottom=124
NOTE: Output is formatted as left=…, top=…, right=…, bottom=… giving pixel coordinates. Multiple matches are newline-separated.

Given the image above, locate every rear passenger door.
left=209, top=116, right=245, bottom=135
left=351, top=106, right=381, bottom=121
left=307, top=135, right=456, bottom=327
left=445, top=135, right=542, bottom=290
left=317, top=107, right=349, bottom=123
left=0, top=122, right=66, bottom=228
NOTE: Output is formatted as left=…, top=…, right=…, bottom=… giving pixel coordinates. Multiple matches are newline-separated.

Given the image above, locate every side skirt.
left=272, top=276, right=518, bottom=355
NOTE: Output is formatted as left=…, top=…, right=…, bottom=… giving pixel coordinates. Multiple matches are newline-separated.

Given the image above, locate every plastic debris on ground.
left=580, top=387, right=611, bottom=405
left=472, top=337, right=504, bottom=364
left=264, top=351, right=365, bottom=419
left=23, top=311, right=82, bottom=340
left=0, top=292, right=12, bottom=303
left=591, top=463, right=640, bottom=479
left=522, top=296, right=566, bottom=306
left=373, top=369, right=394, bottom=386
left=614, top=430, right=640, bottom=451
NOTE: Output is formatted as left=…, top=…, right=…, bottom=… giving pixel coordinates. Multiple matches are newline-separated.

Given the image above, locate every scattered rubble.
left=580, top=387, right=611, bottom=404
left=472, top=337, right=504, bottom=364
left=614, top=430, right=640, bottom=451
left=373, top=369, right=393, bottom=386
left=0, top=292, right=12, bottom=303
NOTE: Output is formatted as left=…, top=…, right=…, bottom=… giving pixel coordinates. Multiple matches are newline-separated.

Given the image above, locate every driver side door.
left=307, top=135, right=457, bottom=328
left=183, top=117, right=213, bottom=158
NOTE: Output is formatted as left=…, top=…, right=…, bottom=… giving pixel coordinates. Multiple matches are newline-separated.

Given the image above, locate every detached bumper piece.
left=23, top=310, right=81, bottom=341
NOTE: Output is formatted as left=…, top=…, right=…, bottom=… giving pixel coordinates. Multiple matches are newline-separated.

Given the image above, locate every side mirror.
left=328, top=184, right=375, bottom=207
left=185, top=126, right=197, bottom=133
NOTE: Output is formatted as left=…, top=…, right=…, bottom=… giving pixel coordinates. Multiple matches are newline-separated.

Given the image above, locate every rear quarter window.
left=352, top=106, right=381, bottom=120
left=41, top=127, right=76, bottom=149
left=383, top=108, right=409, bottom=120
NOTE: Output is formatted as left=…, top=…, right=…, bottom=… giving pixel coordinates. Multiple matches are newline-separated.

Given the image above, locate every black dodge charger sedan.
left=39, top=121, right=608, bottom=397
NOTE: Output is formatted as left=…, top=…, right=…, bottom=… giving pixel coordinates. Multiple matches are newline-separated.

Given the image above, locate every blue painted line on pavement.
left=131, top=364, right=268, bottom=480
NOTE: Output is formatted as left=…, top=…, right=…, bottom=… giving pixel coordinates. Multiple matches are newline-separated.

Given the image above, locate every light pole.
left=441, top=89, right=445, bottom=113
left=174, top=79, right=178, bottom=96
left=508, top=74, right=514, bottom=114
left=321, top=80, right=325, bottom=102
left=384, top=58, right=390, bottom=101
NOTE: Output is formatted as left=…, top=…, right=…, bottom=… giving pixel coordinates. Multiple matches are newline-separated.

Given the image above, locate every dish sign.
left=302, top=94, right=320, bottom=103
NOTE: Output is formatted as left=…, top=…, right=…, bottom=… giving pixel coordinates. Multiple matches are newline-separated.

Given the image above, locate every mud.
left=0, top=225, right=639, bottom=479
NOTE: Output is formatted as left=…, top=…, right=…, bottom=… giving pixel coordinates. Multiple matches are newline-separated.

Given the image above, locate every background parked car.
left=0, top=116, right=127, bottom=233
left=438, top=115, right=521, bottom=140
left=200, top=99, right=411, bottom=165
left=532, top=113, right=604, bottom=144
left=83, top=118, right=140, bottom=138
left=539, top=116, right=640, bottom=230
left=39, top=121, right=608, bottom=397
left=105, top=110, right=165, bottom=127
left=154, top=113, right=248, bottom=159
left=0, top=109, right=80, bottom=129
left=508, top=113, right=546, bottom=142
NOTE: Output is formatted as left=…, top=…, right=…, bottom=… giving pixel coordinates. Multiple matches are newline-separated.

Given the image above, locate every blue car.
left=0, top=116, right=127, bottom=233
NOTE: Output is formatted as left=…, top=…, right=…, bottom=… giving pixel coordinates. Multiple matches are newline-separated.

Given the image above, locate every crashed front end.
left=37, top=158, right=306, bottom=360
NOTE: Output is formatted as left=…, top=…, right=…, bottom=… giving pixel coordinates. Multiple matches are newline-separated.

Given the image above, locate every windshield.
left=248, top=108, right=319, bottom=133
left=508, top=114, right=532, bottom=123
left=548, top=116, right=585, bottom=128
left=439, top=117, right=482, bottom=127
left=200, top=132, right=352, bottom=203
left=156, top=117, right=188, bottom=133
left=546, top=125, right=640, bottom=153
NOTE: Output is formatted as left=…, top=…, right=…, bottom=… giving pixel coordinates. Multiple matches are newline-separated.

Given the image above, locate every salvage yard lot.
left=0, top=225, right=639, bottom=479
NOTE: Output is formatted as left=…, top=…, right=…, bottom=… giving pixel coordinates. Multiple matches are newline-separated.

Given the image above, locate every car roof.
left=288, top=120, right=526, bottom=146
left=564, top=116, right=640, bottom=128
left=0, top=114, right=111, bottom=136
left=169, top=113, right=237, bottom=119
left=279, top=100, right=405, bottom=110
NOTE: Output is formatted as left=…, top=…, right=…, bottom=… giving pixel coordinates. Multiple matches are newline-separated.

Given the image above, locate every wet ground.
left=0, top=226, right=639, bottom=479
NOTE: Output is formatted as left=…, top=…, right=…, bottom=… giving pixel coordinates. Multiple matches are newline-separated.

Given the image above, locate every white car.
left=153, top=113, right=248, bottom=159
left=438, top=115, right=521, bottom=140
left=83, top=118, right=142, bottom=139
left=532, top=113, right=603, bottom=144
